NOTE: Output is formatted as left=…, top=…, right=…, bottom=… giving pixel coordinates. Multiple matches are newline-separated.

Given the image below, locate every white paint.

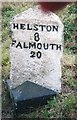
left=10, top=6, right=64, bottom=93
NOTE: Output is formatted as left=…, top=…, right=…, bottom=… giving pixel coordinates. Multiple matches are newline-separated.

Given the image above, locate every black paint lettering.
left=34, top=32, right=40, bottom=42
left=23, top=42, right=28, bottom=48
left=13, top=23, right=18, bottom=29
left=50, top=44, right=56, bottom=50
left=53, top=25, right=58, bottom=32
left=30, top=51, right=35, bottom=58
left=11, top=40, right=16, bottom=47
left=20, top=24, right=25, bottom=30
left=39, top=25, right=45, bottom=31
left=37, top=43, right=42, bottom=49
left=12, top=23, right=59, bottom=32
left=29, top=42, right=36, bottom=49
left=46, top=25, right=51, bottom=32
left=30, top=51, right=42, bottom=59
left=43, top=43, right=49, bottom=50
left=16, top=42, right=22, bottom=49
left=37, top=51, right=42, bottom=58
left=56, top=44, right=62, bottom=50
left=27, top=24, right=32, bottom=30
left=33, top=24, right=38, bottom=31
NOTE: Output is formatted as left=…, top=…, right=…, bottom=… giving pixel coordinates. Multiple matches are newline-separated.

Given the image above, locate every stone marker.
left=6, top=5, right=64, bottom=114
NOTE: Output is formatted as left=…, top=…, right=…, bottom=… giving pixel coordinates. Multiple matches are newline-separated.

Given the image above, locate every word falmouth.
left=12, top=23, right=59, bottom=32
left=11, top=40, right=62, bottom=50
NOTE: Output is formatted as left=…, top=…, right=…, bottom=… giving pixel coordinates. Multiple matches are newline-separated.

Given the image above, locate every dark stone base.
left=6, top=80, right=56, bottom=115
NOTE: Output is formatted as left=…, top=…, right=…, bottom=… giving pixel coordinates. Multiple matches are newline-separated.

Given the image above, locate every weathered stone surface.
left=10, top=5, right=64, bottom=93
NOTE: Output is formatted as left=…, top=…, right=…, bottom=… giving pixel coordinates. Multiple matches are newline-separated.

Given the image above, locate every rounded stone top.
left=11, top=5, right=63, bottom=27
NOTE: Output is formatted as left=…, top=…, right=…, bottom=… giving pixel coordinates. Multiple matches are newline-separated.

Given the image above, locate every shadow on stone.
left=6, top=80, right=56, bottom=116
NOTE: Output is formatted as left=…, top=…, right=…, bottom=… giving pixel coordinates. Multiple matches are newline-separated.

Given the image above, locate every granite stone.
left=10, top=5, right=64, bottom=93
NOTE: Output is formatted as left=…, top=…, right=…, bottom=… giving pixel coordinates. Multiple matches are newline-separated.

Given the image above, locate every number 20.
left=30, top=51, right=42, bottom=59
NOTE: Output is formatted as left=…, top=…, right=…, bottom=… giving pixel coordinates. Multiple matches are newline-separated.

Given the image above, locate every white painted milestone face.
left=10, top=5, right=64, bottom=93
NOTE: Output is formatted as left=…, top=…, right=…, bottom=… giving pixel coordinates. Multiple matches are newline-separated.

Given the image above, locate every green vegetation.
left=57, top=3, right=77, bottom=54
left=1, top=2, right=77, bottom=119
left=65, top=75, right=77, bottom=89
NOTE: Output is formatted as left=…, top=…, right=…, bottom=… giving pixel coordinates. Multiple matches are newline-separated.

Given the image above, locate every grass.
left=1, top=2, right=77, bottom=119
left=65, top=76, right=77, bottom=89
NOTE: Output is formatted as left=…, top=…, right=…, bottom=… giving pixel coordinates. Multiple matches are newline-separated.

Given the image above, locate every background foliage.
left=1, top=2, right=77, bottom=119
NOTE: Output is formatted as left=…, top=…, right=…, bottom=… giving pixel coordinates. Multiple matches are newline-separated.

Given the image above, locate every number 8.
left=34, top=32, right=40, bottom=42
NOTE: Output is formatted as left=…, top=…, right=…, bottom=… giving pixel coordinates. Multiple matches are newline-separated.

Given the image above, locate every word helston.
left=11, top=40, right=62, bottom=50
left=12, top=23, right=59, bottom=32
